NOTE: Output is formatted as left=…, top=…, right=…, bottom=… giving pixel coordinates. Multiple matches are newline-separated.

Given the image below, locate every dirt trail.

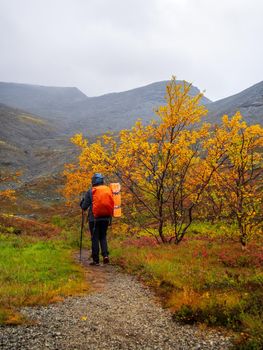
left=0, top=251, right=232, bottom=350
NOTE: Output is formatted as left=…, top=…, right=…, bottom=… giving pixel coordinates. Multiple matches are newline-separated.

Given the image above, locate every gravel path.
left=0, top=253, right=233, bottom=350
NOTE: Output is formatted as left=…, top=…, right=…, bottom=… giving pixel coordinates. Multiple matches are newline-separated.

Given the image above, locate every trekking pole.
left=79, top=209, right=85, bottom=262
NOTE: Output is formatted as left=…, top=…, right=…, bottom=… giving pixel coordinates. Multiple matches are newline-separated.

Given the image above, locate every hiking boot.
left=89, top=261, right=100, bottom=266
left=103, top=256, right=109, bottom=264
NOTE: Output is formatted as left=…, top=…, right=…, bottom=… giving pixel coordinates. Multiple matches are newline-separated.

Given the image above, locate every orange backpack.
left=92, top=185, right=114, bottom=218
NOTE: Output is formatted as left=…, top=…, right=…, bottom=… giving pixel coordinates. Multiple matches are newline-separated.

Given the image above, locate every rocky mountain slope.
left=0, top=80, right=262, bottom=139
left=65, top=80, right=212, bottom=134
left=0, top=103, right=56, bottom=144
left=206, top=81, right=263, bottom=125
left=0, top=80, right=211, bottom=135
left=0, top=82, right=87, bottom=119
left=0, top=104, right=76, bottom=180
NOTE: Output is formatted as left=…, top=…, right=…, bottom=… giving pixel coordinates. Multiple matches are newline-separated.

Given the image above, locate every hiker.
left=80, top=173, right=114, bottom=266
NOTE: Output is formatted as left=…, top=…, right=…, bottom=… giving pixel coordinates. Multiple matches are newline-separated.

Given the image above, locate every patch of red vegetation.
left=218, top=245, right=263, bottom=268
left=0, top=215, right=61, bottom=238
left=192, top=248, right=209, bottom=259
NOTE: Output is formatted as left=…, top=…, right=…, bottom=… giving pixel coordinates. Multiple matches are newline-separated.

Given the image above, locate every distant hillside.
left=0, top=104, right=76, bottom=180
left=0, top=80, right=211, bottom=135
left=0, top=82, right=88, bottom=130
left=0, top=103, right=56, bottom=145
left=206, top=81, right=263, bottom=125
left=0, top=80, right=262, bottom=138
left=66, top=81, right=212, bottom=135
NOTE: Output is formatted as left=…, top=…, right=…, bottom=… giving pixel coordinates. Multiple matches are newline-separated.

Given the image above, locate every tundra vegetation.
left=0, top=170, right=20, bottom=201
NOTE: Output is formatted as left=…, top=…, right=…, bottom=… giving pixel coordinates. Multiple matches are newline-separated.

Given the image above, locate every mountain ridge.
left=0, top=79, right=262, bottom=133
left=0, top=80, right=211, bottom=135
left=205, top=80, right=263, bottom=125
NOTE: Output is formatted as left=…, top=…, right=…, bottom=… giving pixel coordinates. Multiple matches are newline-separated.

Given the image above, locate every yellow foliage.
left=204, top=113, right=263, bottom=244
left=0, top=171, right=20, bottom=201
left=0, top=189, right=16, bottom=200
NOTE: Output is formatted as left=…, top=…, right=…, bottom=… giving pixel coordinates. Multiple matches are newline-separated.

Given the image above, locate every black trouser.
left=89, top=220, right=109, bottom=263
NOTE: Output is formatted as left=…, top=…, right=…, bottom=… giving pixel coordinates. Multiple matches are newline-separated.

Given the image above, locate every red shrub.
left=218, top=248, right=263, bottom=268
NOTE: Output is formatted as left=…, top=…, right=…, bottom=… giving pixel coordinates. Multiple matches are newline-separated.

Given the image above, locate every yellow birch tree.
left=206, top=113, right=263, bottom=245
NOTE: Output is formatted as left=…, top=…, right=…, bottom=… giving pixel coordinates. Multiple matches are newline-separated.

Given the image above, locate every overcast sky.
left=0, top=0, right=262, bottom=101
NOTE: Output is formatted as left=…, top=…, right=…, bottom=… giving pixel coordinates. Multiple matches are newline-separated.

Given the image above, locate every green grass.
left=109, top=222, right=263, bottom=349
left=0, top=225, right=89, bottom=325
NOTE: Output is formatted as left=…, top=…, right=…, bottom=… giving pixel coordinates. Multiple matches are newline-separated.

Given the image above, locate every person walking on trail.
left=80, top=173, right=114, bottom=266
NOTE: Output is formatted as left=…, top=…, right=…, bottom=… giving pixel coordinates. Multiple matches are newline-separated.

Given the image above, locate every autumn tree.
left=206, top=114, right=263, bottom=246
left=64, top=78, right=229, bottom=243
